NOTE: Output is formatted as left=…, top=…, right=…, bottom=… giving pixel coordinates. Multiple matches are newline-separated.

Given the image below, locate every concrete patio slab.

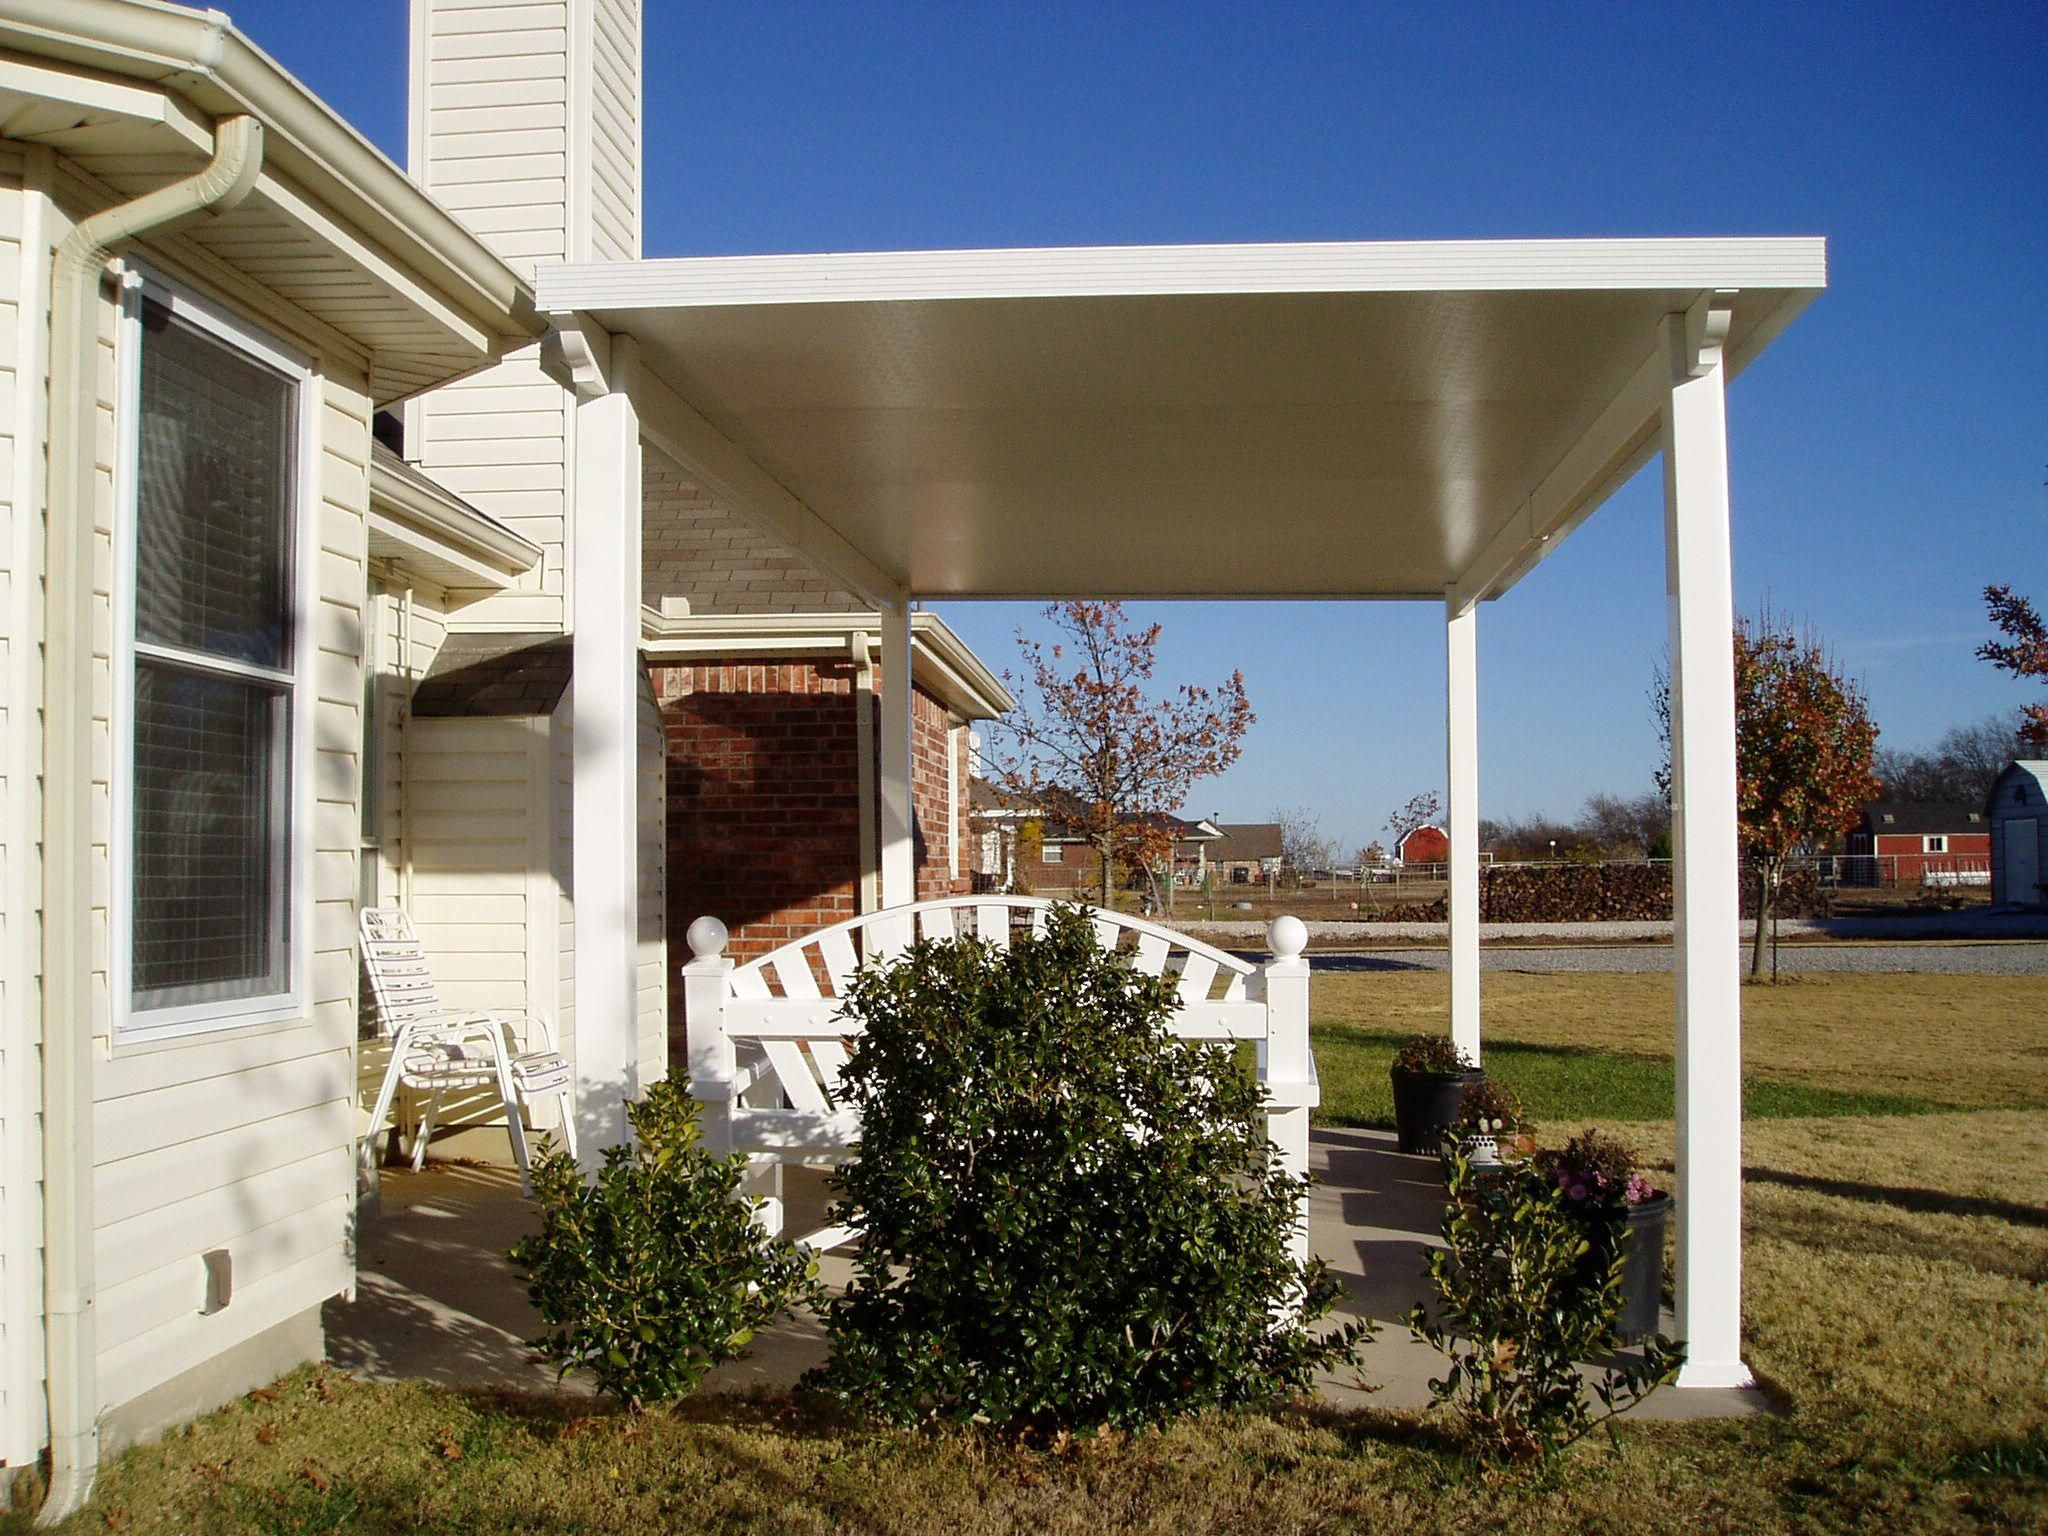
left=325, top=1129, right=1770, bottom=1420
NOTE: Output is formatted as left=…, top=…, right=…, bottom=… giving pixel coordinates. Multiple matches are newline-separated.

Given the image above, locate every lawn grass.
left=7, top=972, right=2044, bottom=1534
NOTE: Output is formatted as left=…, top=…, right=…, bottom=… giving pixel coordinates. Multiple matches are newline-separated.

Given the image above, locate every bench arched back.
left=680, top=897, right=1316, bottom=1262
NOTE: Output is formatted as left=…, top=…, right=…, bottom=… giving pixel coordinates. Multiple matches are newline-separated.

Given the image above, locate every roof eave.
left=0, top=0, right=542, bottom=347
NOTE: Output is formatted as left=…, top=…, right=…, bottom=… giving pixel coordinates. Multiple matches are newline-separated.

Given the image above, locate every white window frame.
left=1042, top=843, right=1064, bottom=864
left=1923, top=835, right=1947, bottom=855
left=110, top=264, right=318, bottom=1045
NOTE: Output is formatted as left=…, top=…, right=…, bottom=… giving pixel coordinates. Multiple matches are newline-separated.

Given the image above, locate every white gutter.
left=38, top=112, right=265, bottom=1528
left=368, top=454, right=543, bottom=586
left=0, top=0, right=540, bottom=344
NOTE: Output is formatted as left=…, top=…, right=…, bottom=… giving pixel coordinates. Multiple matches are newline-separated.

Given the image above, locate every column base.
left=1677, top=1358, right=1756, bottom=1390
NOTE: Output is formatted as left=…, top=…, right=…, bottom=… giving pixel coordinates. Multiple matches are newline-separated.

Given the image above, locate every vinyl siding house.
left=2, top=0, right=1011, bottom=1505
left=0, top=0, right=558, bottom=1492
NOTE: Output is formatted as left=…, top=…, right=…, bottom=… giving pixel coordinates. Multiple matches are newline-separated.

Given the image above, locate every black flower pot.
left=1390, top=1066, right=1483, bottom=1154
left=1612, top=1194, right=1672, bottom=1344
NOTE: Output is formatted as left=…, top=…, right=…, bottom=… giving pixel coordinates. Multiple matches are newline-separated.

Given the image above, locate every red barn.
left=1844, top=802, right=1991, bottom=887
left=1399, top=824, right=1450, bottom=866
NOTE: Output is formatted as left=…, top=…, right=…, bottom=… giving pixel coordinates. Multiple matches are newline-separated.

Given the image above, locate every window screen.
left=129, top=297, right=299, bottom=1016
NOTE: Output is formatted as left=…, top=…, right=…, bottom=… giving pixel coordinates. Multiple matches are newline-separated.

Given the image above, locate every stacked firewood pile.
left=1358, top=864, right=1829, bottom=923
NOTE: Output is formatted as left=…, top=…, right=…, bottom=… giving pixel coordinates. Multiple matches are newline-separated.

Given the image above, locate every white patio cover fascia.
left=536, top=236, right=1828, bottom=1396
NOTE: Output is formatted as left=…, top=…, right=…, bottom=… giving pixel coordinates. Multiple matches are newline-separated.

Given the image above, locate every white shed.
left=1986, top=761, right=2048, bottom=911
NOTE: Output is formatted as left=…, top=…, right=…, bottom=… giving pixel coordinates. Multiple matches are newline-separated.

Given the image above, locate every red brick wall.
left=910, top=688, right=973, bottom=903
left=656, top=660, right=863, bottom=972
left=653, top=657, right=971, bottom=1035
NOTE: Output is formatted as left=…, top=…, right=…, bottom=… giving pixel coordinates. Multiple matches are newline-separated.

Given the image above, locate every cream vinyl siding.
left=410, top=0, right=644, bottom=633
left=87, top=240, right=369, bottom=1410
left=396, top=711, right=569, bottom=1137
left=0, top=158, right=49, bottom=1469
left=584, top=0, right=641, bottom=263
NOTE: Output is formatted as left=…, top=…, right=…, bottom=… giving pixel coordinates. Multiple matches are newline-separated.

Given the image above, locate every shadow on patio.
left=324, top=1128, right=1767, bottom=1418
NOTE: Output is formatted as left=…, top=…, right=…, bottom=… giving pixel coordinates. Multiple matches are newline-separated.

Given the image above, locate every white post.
left=1261, top=916, right=1313, bottom=1269
left=681, top=916, right=736, bottom=1156
left=879, top=600, right=916, bottom=907
left=1445, top=599, right=1481, bottom=1064
left=571, top=334, right=643, bottom=1160
left=681, top=916, right=781, bottom=1229
left=1662, top=300, right=1751, bottom=1389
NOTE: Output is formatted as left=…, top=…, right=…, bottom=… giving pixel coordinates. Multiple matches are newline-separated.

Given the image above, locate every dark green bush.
left=1410, top=1153, right=1683, bottom=1462
left=812, top=904, right=1368, bottom=1433
left=508, top=1080, right=815, bottom=1409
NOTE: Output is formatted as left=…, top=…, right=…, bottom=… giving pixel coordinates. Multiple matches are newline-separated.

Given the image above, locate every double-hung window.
left=116, top=273, right=312, bottom=1040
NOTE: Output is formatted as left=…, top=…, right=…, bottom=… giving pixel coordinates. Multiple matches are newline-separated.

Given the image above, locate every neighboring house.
left=1986, top=762, right=2047, bottom=911
left=1183, top=822, right=1283, bottom=885
left=969, top=783, right=1221, bottom=897
left=0, top=0, right=553, bottom=1482
left=1844, top=802, right=1991, bottom=887
left=1398, top=824, right=1451, bottom=868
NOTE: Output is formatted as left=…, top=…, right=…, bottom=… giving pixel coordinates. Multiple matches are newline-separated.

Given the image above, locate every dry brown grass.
left=8, top=977, right=2044, bottom=1534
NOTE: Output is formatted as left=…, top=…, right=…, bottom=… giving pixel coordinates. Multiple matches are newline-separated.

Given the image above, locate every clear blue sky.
left=227, top=0, right=2044, bottom=855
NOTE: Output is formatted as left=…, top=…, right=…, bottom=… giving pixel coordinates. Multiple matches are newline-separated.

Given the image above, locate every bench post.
left=1259, top=914, right=1313, bottom=1269
left=682, top=917, right=737, bottom=1157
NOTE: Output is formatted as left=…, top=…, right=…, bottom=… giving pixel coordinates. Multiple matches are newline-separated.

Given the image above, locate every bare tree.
left=1579, top=791, right=1671, bottom=858
left=1875, top=713, right=2028, bottom=806
left=1272, top=805, right=1334, bottom=879
left=989, top=601, right=1254, bottom=908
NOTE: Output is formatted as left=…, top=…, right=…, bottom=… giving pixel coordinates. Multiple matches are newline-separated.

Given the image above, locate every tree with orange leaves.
left=1978, top=584, right=2048, bottom=755
left=989, top=602, right=1254, bottom=909
left=1659, top=610, right=1880, bottom=978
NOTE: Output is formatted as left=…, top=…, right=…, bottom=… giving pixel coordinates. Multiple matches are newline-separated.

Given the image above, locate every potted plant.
left=1533, top=1129, right=1672, bottom=1345
left=1444, top=1079, right=1535, bottom=1170
left=1389, top=1034, right=1482, bottom=1154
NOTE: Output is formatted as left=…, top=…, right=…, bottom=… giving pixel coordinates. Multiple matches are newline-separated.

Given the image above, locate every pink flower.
left=1569, top=1183, right=1588, bottom=1201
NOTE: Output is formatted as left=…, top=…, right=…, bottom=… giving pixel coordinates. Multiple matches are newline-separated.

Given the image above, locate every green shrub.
left=508, top=1080, right=815, bottom=1409
left=813, top=904, right=1368, bottom=1433
left=1410, top=1153, right=1683, bottom=1463
left=1392, top=1032, right=1474, bottom=1074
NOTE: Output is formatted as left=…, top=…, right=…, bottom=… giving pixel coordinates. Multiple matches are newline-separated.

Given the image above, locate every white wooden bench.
left=681, top=896, right=1317, bottom=1263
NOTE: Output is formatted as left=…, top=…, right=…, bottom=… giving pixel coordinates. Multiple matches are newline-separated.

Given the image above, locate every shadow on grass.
left=1743, top=1166, right=2048, bottom=1229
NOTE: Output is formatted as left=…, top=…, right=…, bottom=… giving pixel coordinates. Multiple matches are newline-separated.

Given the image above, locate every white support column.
left=1445, top=598, right=1481, bottom=1064
left=879, top=601, right=916, bottom=907
left=1662, top=299, right=1752, bottom=1389
left=1260, top=916, right=1314, bottom=1270
left=571, top=333, right=643, bottom=1160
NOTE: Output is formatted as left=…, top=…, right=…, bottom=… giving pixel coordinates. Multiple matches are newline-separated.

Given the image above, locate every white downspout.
left=39, top=112, right=264, bottom=1527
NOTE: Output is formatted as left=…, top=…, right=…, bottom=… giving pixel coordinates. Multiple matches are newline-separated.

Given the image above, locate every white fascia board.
left=640, top=609, right=1014, bottom=719
left=368, top=460, right=542, bottom=588
left=539, top=237, right=1828, bottom=311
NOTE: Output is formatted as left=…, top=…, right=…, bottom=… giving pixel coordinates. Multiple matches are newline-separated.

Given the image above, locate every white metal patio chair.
left=358, top=906, right=576, bottom=1189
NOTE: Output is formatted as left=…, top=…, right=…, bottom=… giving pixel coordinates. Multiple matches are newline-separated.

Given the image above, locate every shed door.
left=2006, top=819, right=2040, bottom=906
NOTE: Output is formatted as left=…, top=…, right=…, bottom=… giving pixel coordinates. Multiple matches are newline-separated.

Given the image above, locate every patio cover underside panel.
left=545, top=242, right=1824, bottom=600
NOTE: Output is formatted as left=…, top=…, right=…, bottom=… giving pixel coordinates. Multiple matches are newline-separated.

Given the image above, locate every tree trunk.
left=1098, top=833, right=1115, bottom=909
left=1750, top=859, right=1774, bottom=979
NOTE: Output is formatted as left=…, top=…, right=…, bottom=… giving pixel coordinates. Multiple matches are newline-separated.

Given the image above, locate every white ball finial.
left=1268, top=914, right=1307, bottom=961
left=686, top=915, right=729, bottom=960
